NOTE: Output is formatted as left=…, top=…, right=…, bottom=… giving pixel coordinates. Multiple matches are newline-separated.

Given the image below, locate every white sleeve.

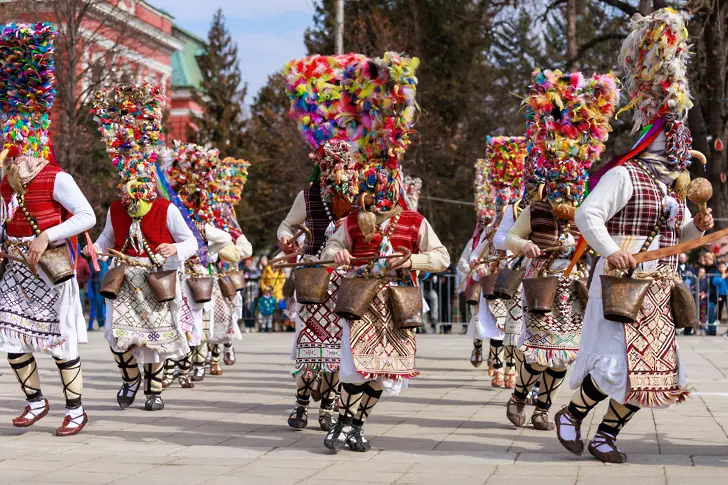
left=166, top=205, right=197, bottom=262
left=506, top=208, right=532, bottom=255
left=680, top=205, right=704, bottom=242
left=469, top=231, right=488, bottom=264
left=277, top=191, right=306, bottom=239
left=574, top=166, right=633, bottom=258
left=456, top=238, right=474, bottom=275
left=320, top=218, right=353, bottom=262
left=235, top=234, right=253, bottom=259
left=94, top=208, right=114, bottom=253
left=493, top=207, right=515, bottom=251
left=410, top=218, right=450, bottom=273
left=204, top=224, right=233, bottom=256
left=45, top=172, right=97, bottom=243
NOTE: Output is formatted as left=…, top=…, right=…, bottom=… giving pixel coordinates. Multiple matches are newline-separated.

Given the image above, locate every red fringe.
left=626, top=388, right=690, bottom=408
left=355, top=370, right=420, bottom=380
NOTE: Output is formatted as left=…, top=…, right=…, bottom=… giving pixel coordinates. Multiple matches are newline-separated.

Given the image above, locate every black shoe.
left=191, top=364, right=206, bottom=382
left=324, top=415, right=351, bottom=453
left=346, top=424, right=371, bottom=452
left=287, top=404, right=308, bottom=430
left=117, top=378, right=140, bottom=410
left=144, top=395, right=164, bottom=411
left=318, top=401, right=337, bottom=432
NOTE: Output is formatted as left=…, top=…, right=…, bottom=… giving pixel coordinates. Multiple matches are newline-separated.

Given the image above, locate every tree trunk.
left=700, top=2, right=728, bottom=229
left=566, top=0, right=578, bottom=70
left=639, top=0, right=652, bottom=15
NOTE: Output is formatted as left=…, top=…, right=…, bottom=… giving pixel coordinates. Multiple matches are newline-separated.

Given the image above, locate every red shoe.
left=505, top=373, right=517, bottom=389
left=12, top=399, right=49, bottom=427
left=56, top=412, right=88, bottom=436
left=210, top=363, right=223, bottom=376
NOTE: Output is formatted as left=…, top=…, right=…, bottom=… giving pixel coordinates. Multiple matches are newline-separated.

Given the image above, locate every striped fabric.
left=0, top=164, right=66, bottom=237
left=529, top=201, right=559, bottom=249
left=303, top=183, right=329, bottom=256
left=605, top=161, right=683, bottom=267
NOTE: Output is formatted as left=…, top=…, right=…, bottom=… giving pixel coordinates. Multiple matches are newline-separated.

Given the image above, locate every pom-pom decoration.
left=164, top=140, right=220, bottom=224
left=402, top=175, right=422, bottom=212
left=312, top=139, right=360, bottom=209
left=474, top=157, right=496, bottom=226
left=485, top=136, right=527, bottom=209
left=91, top=82, right=165, bottom=205
left=283, top=54, right=366, bottom=149
left=215, top=156, right=251, bottom=232
left=617, top=8, right=692, bottom=134
left=0, top=22, right=57, bottom=159
left=337, top=52, right=421, bottom=211
left=525, top=69, right=619, bottom=208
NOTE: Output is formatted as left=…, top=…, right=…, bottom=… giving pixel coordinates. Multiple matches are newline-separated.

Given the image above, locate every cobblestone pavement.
left=0, top=332, right=727, bottom=484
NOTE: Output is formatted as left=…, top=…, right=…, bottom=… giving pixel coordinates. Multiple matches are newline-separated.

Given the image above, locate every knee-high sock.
left=598, top=399, right=640, bottom=437
left=320, top=371, right=340, bottom=405
left=192, top=341, right=208, bottom=365
left=210, top=344, right=222, bottom=364
left=353, top=381, right=382, bottom=426
left=178, top=350, right=193, bottom=377
left=535, top=366, right=567, bottom=411
left=338, top=382, right=365, bottom=419
left=54, top=357, right=83, bottom=409
left=163, top=359, right=176, bottom=380
left=111, top=348, right=140, bottom=384
left=144, top=363, right=164, bottom=396
left=567, top=373, right=608, bottom=420
left=295, top=372, right=316, bottom=407
left=8, top=353, right=42, bottom=401
left=513, top=361, right=546, bottom=400
left=490, top=339, right=504, bottom=371
left=504, top=345, right=517, bottom=376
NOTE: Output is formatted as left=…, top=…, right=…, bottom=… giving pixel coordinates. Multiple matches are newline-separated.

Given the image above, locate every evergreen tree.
left=192, top=9, right=247, bottom=156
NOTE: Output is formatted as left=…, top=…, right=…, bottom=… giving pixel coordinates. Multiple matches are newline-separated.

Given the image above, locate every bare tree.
left=2, top=0, right=133, bottom=177
left=566, top=0, right=578, bottom=70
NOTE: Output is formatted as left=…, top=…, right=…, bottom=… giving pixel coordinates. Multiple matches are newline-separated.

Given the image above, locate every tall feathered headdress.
left=403, top=175, right=423, bottom=212
left=526, top=69, right=619, bottom=219
left=485, top=136, right=527, bottom=211
left=91, top=82, right=165, bottom=207
left=617, top=7, right=694, bottom=172
left=474, top=157, right=495, bottom=228
left=284, top=53, right=365, bottom=149
left=338, top=52, right=420, bottom=213
left=164, top=141, right=220, bottom=224
left=0, top=22, right=57, bottom=161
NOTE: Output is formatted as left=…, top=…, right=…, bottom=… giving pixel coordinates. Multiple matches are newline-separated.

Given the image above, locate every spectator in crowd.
left=76, top=255, right=91, bottom=294
left=702, top=251, right=717, bottom=275
left=260, top=255, right=285, bottom=302
left=697, top=267, right=718, bottom=336
left=256, top=286, right=276, bottom=332
left=242, top=257, right=261, bottom=332
left=678, top=252, right=696, bottom=286
left=712, top=261, right=728, bottom=324
left=87, top=256, right=109, bottom=331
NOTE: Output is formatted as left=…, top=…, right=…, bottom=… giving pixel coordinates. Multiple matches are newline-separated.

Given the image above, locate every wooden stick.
left=634, top=227, right=728, bottom=265
left=272, top=252, right=405, bottom=269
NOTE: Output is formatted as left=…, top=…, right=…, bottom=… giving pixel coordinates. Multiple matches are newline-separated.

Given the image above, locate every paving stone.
left=0, top=332, right=725, bottom=484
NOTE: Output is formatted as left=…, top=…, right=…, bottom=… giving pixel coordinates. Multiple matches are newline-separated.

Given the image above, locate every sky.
left=148, top=0, right=317, bottom=104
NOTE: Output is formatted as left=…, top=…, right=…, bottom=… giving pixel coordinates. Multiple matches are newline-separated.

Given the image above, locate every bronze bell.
left=479, top=272, right=499, bottom=300
left=600, top=275, right=652, bottom=324
left=522, top=276, right=559, bottom=314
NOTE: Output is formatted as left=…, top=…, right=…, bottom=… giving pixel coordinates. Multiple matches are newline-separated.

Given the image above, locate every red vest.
left=346, top=209, right=424, bottom=258
left=0, top=164, right=67, bottom=237
left=109, top=198, right=174, bottom=256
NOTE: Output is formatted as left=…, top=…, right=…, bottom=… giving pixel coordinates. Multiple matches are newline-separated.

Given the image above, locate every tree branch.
left=597, top=0, right=638, bottom=16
